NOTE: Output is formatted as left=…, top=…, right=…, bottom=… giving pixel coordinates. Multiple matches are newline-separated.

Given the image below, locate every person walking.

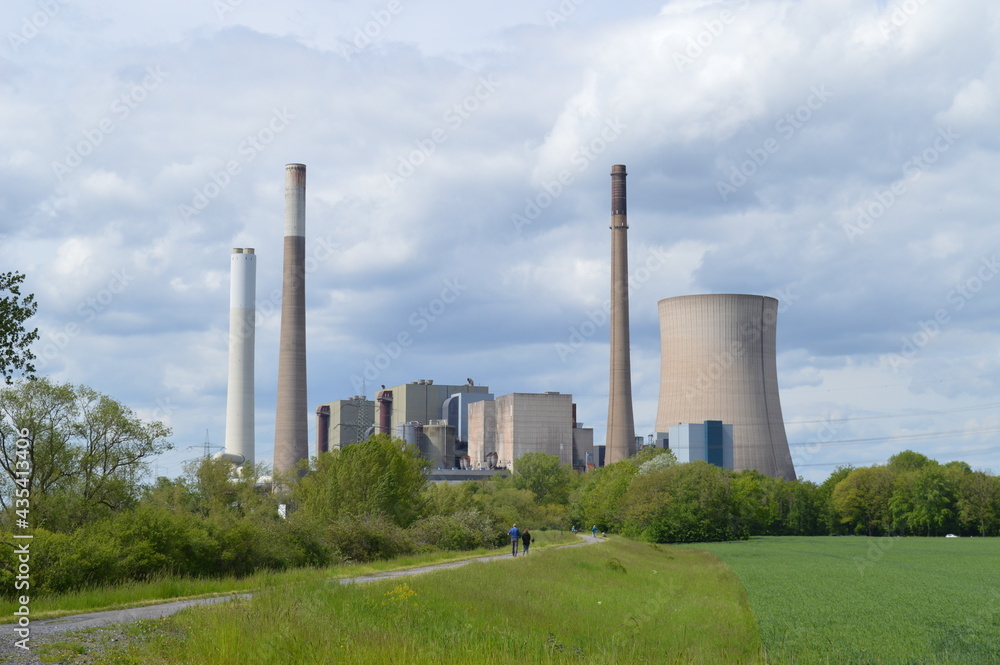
left=521, top=528, right=532, bottom=555
left=592, top=525, right=598, bottom=538
left=508, top=524, right=520, bottom=556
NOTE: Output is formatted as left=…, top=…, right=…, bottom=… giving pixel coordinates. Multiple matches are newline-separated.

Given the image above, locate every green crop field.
left=90, top=538, right=765, bottom=665
left=695, top=536, right=1000, bottom=665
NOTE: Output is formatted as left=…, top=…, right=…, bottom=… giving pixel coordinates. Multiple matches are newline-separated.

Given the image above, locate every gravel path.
left=0, top=535, right=602, bottom=663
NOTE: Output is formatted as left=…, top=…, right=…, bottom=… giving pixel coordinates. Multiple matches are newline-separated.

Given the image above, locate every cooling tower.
left=654, top=294, right=796, bottom=481
left=273, top=164, right=309, bottom=477
left=606, top=165, right=636, bottom=464
left=223, top=248, right=255, bottom=466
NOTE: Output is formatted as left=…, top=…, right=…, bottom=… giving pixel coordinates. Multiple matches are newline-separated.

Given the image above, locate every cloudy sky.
left=4, top=0, right=1000, bottom=483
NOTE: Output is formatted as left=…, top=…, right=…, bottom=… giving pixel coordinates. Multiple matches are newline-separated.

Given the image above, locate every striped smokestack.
left=606, top=164, right=636, bottom=464
left=273, top=163, right=309, bottom=477
left=224, top=247, right=255, bottom=466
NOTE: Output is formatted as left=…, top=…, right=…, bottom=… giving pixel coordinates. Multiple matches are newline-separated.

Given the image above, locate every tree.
left=887, top=450, right=933, bottom=473
left=510, top=452, right=576, bottom=505
left=570, top=458, right=640, bottom=533
left=292, top=434, right=428, bottom=527
left=0, top=271, right=39, bottom=384
left=622, top=461, right=742, bottom=543
left=832, top=466, right=894, bottom=536
left=636, top=448, right=678, bottom=475
left=890, top=463, right=956, bottom=536
left=957, top=471, right=1000, bottom=537
left=0, top=378, right=172, bottom=530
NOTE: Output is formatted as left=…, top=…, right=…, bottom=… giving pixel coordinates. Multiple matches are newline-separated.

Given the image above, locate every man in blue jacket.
left=508, top=524, right=520, bottom=556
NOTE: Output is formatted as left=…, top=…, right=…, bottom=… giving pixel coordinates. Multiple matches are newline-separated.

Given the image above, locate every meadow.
left=695, top=536, right=1000, bottom=664
left=88, top=537, right=765, bottom=665
left=0, top=531, right=577, bottom=621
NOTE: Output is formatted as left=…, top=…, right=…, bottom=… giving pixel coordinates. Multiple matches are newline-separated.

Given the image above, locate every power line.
left=785, top=400, right=1000, bottom=426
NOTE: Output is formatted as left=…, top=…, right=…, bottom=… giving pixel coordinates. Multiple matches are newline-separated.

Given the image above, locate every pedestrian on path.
left=521, top=528, right=532, bottom=555
left=508, top=524, right=520, bottom=556
left=592, top=525, right=598, bottom=537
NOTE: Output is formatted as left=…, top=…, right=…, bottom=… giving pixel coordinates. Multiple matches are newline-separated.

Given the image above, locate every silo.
left=424, top=420, right=456, bottom=469
left=654, top=294, right=796, bottom=481
left=396, top=421, right=421, bottom=447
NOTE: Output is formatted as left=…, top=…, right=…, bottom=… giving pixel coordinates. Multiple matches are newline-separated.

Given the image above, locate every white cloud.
left=5, top=0, right=1000, bottom=482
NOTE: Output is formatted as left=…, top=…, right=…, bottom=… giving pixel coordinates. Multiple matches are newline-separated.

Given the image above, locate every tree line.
left=1, top=377, right=999, bottom=598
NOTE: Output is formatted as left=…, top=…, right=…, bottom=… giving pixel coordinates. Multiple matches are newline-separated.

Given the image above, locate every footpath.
left=0, top=534, right=600, bottom=662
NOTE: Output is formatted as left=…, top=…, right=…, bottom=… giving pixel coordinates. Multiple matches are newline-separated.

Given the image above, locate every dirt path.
left=0, top=535, right=602, bottom=663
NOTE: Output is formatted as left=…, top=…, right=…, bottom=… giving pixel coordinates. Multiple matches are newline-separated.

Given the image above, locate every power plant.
left=606, top=165, right=636, bottom=464
left=213, top=164, right=796, bottom=484
left=222, top=247, right=256, bottom=466
left=654, top=294, right=796, bottom=481
left=273, top=163, right=309, bottom=477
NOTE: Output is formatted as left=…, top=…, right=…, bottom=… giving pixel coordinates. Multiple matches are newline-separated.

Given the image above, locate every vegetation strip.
left=85, top=538, right=766, bottom=665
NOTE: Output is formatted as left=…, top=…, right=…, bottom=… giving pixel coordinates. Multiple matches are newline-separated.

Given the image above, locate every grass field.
left=91, top=538, right=765, bottom=665
left=1, top=531, right=576, bottom=622
left=695, top=536, right=1000, bottom=665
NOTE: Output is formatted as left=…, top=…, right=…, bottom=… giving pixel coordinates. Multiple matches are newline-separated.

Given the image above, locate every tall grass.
left=696, top=536, right=1000, bottom=664
left=96, top=538, right=765, bottom=665
left=0, top=529, right=577, bottom=621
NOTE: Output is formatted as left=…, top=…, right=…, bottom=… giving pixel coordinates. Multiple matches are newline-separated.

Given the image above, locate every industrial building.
left=315, top=396, right=374, bottom=454
left=669, top=421, right=734, bottom=469
left=316, top=379, right=491, bottom=469
left=654, top=294, right=796, bottom=481
left=467, top=392, right=594, bottom=471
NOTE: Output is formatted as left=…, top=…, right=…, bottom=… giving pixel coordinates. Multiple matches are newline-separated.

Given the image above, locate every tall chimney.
left=273, top=164, right=309, bottom=477
left=606, top=164, right=636, bottom=464
left=224, top=248, right=255, bottom=466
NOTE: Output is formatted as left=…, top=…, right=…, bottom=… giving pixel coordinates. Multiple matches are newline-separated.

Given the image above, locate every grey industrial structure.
left=467, top=392, right=594, bottom=471
left=670, top=421, right=734, bottom=469
left=654, top=294, right=796, bottom=481
left=273, top=164, right=309, bottom=477
left=315, top=383, right=594, bottom=472
left=229, top=163, right=797, bottom=484
left=605, top=165, right=637, bottom=464
left=315, top=396, right=374, bottom=453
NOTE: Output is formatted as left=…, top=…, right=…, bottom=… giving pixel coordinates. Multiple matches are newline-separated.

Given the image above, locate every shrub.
left=325, top=514, right=414, bottom=563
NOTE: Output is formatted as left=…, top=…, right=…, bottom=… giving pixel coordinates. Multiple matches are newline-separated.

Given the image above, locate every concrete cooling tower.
left=654, top=294, right=796, bottom=481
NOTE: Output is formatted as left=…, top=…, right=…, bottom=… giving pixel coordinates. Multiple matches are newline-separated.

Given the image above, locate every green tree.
left=0, top=378, right=172, bottom=530
left=887, top=450, right=933, bottom=473
left=731, top=469, right=776, bottom=535
left=889, top=462, right=958, bottom=536
left=622, top=461, right=742, bottom=543
left=816, top=465, right=854, bottom=535
left=292, top=434, right=428, bottom=527
left=570, top=459, right=639, bottom=533
left=0, top=271, right=38, bottom=384
left=957, top=470, right=1000, bottom=537
left=510, top=452, right=576, bottom=505
left=781, top=479, right=822, bottom=535
left=833, top=466, right=894, bottom=536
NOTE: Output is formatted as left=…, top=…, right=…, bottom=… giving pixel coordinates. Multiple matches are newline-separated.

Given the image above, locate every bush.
left=325, top=514, right=414, bottom=563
